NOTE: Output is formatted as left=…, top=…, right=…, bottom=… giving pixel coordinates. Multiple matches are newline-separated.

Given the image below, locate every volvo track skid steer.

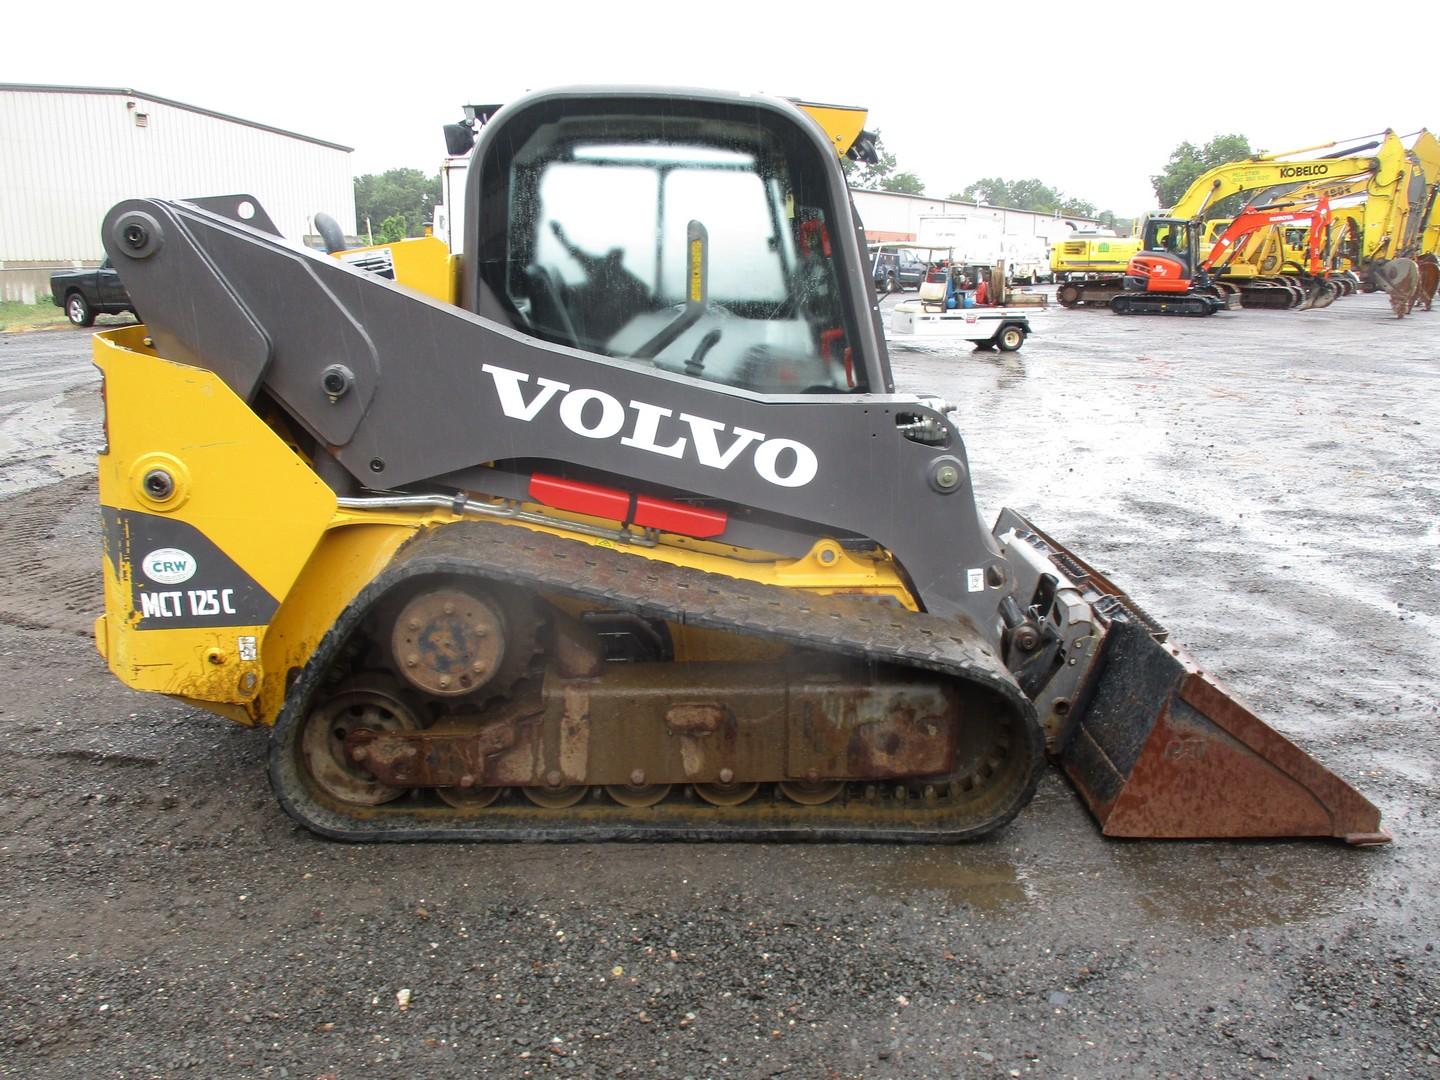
left=93, top=88, right=1385, bottom=844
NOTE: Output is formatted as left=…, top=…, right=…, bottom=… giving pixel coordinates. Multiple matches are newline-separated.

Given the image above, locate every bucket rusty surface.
left=1059, top=618, right=1388, bottom=845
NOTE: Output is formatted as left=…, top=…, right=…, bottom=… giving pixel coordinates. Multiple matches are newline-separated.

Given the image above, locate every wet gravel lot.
left=0, top=293, right=1436, bottom=1079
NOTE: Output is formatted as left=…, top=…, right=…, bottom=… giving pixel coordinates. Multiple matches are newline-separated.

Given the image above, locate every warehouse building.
left=0, top=84, right=355, bottom=303
left=851, top=188, right=1100, bottom=277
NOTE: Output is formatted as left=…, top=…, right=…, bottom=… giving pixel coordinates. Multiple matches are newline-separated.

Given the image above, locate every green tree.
left=1098, top=210, right=1134, bottom=233
left=949, top=177, right=1098, bottom=218
left=1150, top=134, right=1256, bottom=208
left=354, top=168, right=441, bottom=240
left=376, top=214, right=409, bottom=244
left=884, top=171, right=926, bottom=195
left=843, top=130, right=925, bottom=195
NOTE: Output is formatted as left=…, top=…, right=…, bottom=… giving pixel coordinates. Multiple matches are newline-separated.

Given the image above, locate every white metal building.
left=851, top=188, right=1099, bottom=272
left=0, top=84, right=355, bottom=303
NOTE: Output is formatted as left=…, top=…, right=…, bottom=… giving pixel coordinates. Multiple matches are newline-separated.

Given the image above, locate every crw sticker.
left=141, top=547, right=197, bottom=584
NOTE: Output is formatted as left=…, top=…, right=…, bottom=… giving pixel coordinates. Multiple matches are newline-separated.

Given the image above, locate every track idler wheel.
left=299, top=675, right=420, bottom=806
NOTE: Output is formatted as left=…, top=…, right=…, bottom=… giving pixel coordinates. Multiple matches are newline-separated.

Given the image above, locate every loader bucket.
left=1000, top=514, right=1388, bottom=845
left=1060, top=620, right=1387, bottom=844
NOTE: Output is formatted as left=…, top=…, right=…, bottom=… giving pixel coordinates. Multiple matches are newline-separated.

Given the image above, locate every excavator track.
left=270, top=520, right=1046, bottom=843
left=1109, top=293, right=1222, bottom=316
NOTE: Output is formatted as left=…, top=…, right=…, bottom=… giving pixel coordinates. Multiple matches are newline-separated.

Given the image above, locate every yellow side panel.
left=332, top=235, right=458, bottom=304
left=1050, top=236, right=1139, bottom=275
left=94, top=326, right=338, bottom=719
left=794, top=102, right=868, bottom=158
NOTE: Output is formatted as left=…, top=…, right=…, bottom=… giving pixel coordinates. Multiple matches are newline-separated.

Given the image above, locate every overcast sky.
left=9, top=0, right=1436, bottom=214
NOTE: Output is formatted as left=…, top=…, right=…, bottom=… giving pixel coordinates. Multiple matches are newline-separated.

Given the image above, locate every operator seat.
left=522, top=265, right=581, bottom=349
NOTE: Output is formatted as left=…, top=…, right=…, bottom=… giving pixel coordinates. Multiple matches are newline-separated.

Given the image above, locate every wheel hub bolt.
left=630, top=769, right=646, bottom=785
left=719, top=768, right=734, bottom=784
left=546, top=770, right=562, bottom=787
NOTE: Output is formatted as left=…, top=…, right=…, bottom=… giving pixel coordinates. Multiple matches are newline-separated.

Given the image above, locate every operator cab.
left=466, top=94, right=874, bottom=394
left=1143, top=218, right=1192, bottom=261
left=1122, top=216, right=1207, bottom=291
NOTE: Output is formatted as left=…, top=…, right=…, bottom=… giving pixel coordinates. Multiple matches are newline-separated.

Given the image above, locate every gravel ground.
left=0, top=294, right=1436, bottom=1079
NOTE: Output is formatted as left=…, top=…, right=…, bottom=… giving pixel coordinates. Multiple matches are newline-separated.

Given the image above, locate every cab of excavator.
left=1123, top=216, right=1207, bottom=294
left=462, top=90, right=885, bottom=395
left=1142, top=217, right=1195, bottom=265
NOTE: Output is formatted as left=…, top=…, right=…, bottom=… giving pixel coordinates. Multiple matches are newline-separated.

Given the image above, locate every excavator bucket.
left=1305, top=279, right=1339, bottom=309
left=998, top=513, right=1388, bottom=845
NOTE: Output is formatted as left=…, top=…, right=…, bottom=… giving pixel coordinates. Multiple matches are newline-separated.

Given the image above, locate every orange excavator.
left=1111, top=199, right=1337, bottom=315
left=1204, top=199, right=1340, bottom=308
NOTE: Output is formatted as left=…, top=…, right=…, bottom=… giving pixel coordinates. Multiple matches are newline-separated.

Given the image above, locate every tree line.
left=354, top=131, right=1256, bottom=242
left=844, top=130, right=1257, bottom=228
left=353, top=168, right=441, bottom=243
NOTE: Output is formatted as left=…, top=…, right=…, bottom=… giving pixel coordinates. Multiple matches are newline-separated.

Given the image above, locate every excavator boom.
left=1204, top=199, right=1333, bottom=277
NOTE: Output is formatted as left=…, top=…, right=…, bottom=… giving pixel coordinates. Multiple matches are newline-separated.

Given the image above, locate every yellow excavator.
left=1231, top=130, right=1436, bottom=286
left=1400, top=130, right=1440, bottom=258
left=1049, top=228, right=1141, bottom=281
left=91, top=88, right=1386, bottom=845
left=1056, top=135, right=1398, bottom=308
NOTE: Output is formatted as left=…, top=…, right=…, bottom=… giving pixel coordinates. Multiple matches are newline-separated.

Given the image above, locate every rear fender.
left=94, top=327, right=338, bottom=722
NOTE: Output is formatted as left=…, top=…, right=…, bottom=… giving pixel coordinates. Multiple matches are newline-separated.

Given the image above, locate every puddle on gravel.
left=840, top=847, right=1030, bottom=912
left=1106, top=842, right=1387, bottom=930
left=826, top=826, right=1389, bottom=930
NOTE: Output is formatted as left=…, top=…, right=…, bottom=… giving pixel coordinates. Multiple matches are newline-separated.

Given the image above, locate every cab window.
left=1145, top=221, right=1188, bottom=254
left=479, top=106, right=864, bottom=393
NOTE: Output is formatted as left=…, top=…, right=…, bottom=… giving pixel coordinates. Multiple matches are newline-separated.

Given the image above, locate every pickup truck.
left=50, top=258, right=137, bottom=326
left=871, top=246, right=929, bottom=293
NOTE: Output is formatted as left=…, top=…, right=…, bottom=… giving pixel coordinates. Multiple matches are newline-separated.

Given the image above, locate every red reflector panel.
left=633, top=496, right=728, bottom=539
left=529, top=474, right=630, bottom=521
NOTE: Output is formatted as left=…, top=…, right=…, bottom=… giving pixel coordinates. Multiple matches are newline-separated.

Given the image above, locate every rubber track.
left=1110, top=294, right=1218, bottom=316
left=270, top=519, right=1045, bottom=843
